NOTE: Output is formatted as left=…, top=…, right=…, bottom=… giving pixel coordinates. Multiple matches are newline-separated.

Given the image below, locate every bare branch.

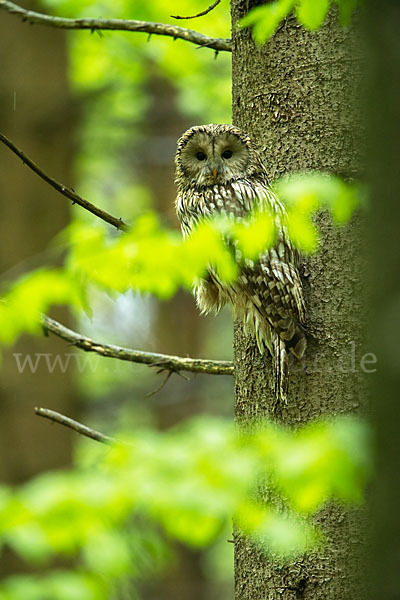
left=35, top=407, right=114, bottom=444
left=0, top=132, right=129, bottom=231
left=0, top=1, right=232, bottom=52
left=41, top=315, right=234, bottom=376
left=171, top=0, right=221, bottom=20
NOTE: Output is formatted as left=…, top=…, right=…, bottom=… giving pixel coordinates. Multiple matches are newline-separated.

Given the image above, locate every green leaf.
left=0, top=176, right=361, bottom=352
left=0, top=269, right=84, bottom=346
left=0, top=571, right=106, bottom=600
left=83, top=530, right=132, bottom=576
left=287, top=211, right=319, bottom=252
left=0, top=415, right=370, bottom=594
left=258, top=510, right=320, bottom=556
left=296, top=0, right=330, bottom=30
left=239, top=0, right=294, bottom=44
left=234, top=211, right=276, bottom=260
left=274, top=172, right=360, bottom=250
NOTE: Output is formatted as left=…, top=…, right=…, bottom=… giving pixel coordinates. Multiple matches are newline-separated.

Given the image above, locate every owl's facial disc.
left=180, top=131, right=251, bottom=186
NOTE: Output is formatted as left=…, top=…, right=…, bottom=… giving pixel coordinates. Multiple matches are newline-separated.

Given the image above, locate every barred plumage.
left=174, top=124, right=306, bottom=399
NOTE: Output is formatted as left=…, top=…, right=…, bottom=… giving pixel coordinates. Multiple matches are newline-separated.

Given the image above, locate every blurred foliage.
left=0, top=415, right=370, bottom=599
left=0, top=173, right=361, bottom=349
left=0, top=270, right=82, bottom=347
left=39, top=0, right=232, bottom=218
left=277, top=173, right=362, bottom=252
left=240, top=0, right=359, bottom=44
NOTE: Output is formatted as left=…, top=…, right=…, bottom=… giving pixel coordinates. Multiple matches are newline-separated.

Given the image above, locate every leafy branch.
left=41, top=314, right=234, bottom=376
left=0, top=0, right=232, bottom=52
left=0, top=174, right=360, bottom=353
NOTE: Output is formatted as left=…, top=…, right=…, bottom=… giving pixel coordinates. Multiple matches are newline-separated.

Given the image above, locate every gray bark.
left=231, top=4, right=366, bottom=599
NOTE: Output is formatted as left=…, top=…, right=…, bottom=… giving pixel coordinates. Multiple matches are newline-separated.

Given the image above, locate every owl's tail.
left=252, top=313, right=290, bottom=402
left=273, top=336, right=289, bottom=403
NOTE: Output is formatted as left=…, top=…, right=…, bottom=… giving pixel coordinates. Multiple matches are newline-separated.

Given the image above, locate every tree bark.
left=231, top=4, right=366, bottom=599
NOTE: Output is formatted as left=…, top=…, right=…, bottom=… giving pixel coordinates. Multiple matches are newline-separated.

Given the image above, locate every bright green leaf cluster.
left=275, top=172, right=360, bottom=223
left=0, top=415, right=370, bottom=597
left=66, top=213, right=240, bottom=298
left=297, top=0, right=330, bottom=29
left=239, top=0, right=294, bottom=44
left=0, top=174, right=361, bottom=350
left=239, top=0, right=359, bottom=44
left=0, top=571, right=106, bottom=600
left=274, top=173, right=361, bottom=252
left=254, top=417, right=370, bottom=513
left=0, top=270, right=84, bottom=348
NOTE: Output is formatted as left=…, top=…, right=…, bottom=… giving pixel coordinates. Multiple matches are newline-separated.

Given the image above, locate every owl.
left=174, top=124, right=306, bottom=400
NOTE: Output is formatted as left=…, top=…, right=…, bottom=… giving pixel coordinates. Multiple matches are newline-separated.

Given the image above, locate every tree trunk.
left=0, top=3, right=77, bottom=476
left=0, top=0, right=77, bottom=575
left=231, top=4, right=366, bottom=599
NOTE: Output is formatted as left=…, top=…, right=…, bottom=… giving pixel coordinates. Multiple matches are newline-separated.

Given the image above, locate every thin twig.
left=0, top=1, right=232, bottom=52
left=41, top=315, right=234, bottom=376
left=35, top=407, right=114, bottom=444
left=171, top=0, right=221, bottom=20
left=146, top=370, right=173, bottom=397
left=0, top=132, right=129, bottom=231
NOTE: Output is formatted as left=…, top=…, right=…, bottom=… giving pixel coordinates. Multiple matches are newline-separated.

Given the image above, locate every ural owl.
left=174, top=124, right=306, bottom=399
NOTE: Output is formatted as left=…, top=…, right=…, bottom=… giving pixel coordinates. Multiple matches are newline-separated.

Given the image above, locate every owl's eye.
left=196, top=151, right=207, bottom=161
left=222, top=149, right=233, bottom=159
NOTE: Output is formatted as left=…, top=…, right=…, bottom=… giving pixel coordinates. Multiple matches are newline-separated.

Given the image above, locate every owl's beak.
left=212, top=168, right=218, bottom=179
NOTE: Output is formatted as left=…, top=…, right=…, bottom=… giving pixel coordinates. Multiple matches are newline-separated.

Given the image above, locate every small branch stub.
left=35, top=407, right=114, bottom=444
left=0, top=132, right=129, bottom=231
left=171, top=0, right=221, bottom=20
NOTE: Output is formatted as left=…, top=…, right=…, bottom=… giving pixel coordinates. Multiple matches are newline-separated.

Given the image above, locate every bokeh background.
left=0, top=1, right=234, bottom=597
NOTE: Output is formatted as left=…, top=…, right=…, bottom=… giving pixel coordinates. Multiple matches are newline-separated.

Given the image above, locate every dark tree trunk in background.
left=0, top=0, right=77, bottom=572
left=367, top=1, right=400, bottom=598
left=231, top=4, right=366, bottom=599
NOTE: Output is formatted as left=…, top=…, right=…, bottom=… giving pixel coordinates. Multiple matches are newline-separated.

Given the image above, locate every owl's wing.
left=240, top=240, right=305, bottom=319
left=232, top=181, right=306, bottom=358
left=176, top=180, right=306, bottom=346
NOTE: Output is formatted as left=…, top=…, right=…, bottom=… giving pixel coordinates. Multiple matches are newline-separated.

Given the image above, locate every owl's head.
left=175, top=124, right=264, bottom=188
